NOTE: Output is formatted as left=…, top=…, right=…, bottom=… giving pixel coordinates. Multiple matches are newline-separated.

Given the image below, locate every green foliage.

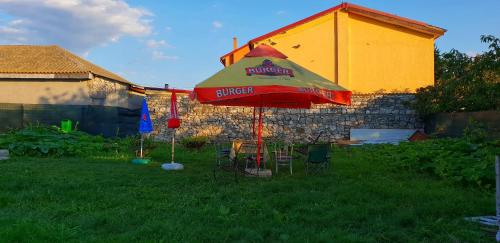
left=0, top=125, right=128, bottom=157
left=360, top=138, right=500, bottom=189
left=414, top=35, right=500, bottom=118
left=463, top=118, right=488, bottom=143
left=180, top=136, right=208, bottom=149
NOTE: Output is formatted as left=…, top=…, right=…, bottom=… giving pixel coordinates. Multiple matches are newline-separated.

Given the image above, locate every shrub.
left=0, top=125, right=127, bottom=157
left=463, top=118, right=488, bottom=143
left=181, top=136, right=208, bottom=149
left=359, top=138, right=500, bottom=189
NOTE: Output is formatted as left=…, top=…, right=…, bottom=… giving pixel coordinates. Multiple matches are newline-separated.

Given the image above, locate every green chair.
left=305, top=144, right=331, bottom=175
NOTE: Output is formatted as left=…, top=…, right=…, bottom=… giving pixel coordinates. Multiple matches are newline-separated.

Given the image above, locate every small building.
left=220, top=3, right=446, bottom=94
left=0, top=45, right=143, bottom=136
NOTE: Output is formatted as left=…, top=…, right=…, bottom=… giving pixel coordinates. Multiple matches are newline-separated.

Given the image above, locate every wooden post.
left=140, top=134, right=144, bottom=158
left=171, top=131, right=175, bottom=163
left=252, top=107, right=256, bottom=138
left=256, top=107, right=263, bottom=169
left=497, top=156, right=500, bottom=216
left=496, top=155, right=500, bottom=242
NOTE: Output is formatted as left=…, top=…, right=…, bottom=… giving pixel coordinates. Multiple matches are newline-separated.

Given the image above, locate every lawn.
left=0, top=144, right=494, bottom=242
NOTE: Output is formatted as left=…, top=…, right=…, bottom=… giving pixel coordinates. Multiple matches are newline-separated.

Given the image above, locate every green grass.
left=0, top=144, right=494, bottom=242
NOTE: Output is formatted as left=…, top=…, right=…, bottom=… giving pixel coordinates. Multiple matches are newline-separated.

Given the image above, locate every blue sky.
left=0, top=0, right=499, bottom=89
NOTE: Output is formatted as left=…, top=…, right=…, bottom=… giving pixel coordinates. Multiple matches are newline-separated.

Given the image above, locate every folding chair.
left=273, top=143, right=294, bottom=175
left=213, top=142, right=237, bottom=182
left=305, top=144, right=331, bottom=175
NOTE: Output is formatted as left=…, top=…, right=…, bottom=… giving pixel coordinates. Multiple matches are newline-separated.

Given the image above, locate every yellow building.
left=220, top=3, right=446, bottom=94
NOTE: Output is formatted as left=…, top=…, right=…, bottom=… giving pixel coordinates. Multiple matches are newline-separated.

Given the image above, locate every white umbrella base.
left=161, top=162, right=184, bottom=171
left=244, top=168, right=272, bottom=177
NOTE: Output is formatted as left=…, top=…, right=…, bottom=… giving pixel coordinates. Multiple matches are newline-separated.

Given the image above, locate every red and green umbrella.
left=193, top=44, right=351, bottom=168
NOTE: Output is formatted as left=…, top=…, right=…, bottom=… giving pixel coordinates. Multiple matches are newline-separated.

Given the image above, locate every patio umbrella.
left=162, top=90, right=184, bottom=171
left=193, top=44, right=351, bottom=168
left=133, top=98, right=153, bottom=164
left=139, top=97, right=153, bottom=157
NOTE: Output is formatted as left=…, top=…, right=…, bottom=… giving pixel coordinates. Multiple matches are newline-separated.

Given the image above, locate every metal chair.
left=213, top=142, right=237, bottom=182
left=305, top=143, right=331, bottom=175
left=273, top=143, right=294, bottom=175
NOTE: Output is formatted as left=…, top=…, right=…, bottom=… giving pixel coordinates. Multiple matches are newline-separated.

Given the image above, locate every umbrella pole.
left=256, top=107, right=263, bottom=169
left=252, top=107, right=256, bottom=138
left=171, top=130, right=175, bottom=163
left=140, top=134, right=144, bottom=158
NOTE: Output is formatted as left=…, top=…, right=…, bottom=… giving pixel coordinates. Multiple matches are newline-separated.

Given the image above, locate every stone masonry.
left=147, top=92, right=422, bottom=143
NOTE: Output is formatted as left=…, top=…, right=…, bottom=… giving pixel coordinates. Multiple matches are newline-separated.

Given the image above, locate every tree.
left=414, top=35, right=500, bottom=118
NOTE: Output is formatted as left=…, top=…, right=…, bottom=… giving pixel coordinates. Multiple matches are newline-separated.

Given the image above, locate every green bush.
left=181, top=136, right=208, bottom=150
left=463, top=118, right=488, bottom=143
left=359, top=138, right=500, bottom=189
left=0, top=125, right=127, bottom=157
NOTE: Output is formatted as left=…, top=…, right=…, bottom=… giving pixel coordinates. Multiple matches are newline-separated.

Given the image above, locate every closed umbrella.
left=193, top=44, right=351, bottom=168
left=162, top=90, right=184, bottom=171
left=133, top=98, right=153, bottom=164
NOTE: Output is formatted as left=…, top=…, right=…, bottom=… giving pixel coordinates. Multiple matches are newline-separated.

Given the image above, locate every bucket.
left=61, top=119, right=72, bottom=133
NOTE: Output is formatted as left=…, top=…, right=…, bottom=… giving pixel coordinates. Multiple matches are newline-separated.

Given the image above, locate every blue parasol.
left=137, top=98, right=153, bottom=160
left=139, top=98, right=153, bottom=134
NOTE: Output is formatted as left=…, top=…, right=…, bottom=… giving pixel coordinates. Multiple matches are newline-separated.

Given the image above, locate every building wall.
left=223, top=45, right=251, bottom=67
left=347, top=13, right=435, bottom=93
left=147, top=92, right=422, bottom=143
left=226, top=10, right=436, bottom=94
left=254, top=12, right=337, bottom=83
left=0, top=76, right=142, bottom=109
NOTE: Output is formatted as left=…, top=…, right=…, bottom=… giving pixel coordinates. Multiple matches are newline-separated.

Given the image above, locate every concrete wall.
left=147, top=92, right=422, bottom=143
left=254, top=12, right=337, bottom=84
left=0, top=76, right=142, bottom=109
left=223, top=9, right=437, bottom=94
left=347, top=13, right=435, bottom=93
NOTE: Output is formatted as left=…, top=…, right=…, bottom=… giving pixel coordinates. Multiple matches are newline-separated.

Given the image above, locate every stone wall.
left=147, top=92, right=422, bottom=143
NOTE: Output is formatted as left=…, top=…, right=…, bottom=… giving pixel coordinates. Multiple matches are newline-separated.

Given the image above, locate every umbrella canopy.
left=139, top=98, right=153, bottom=134
left=168, top=91, right=180, bottom=129
left=193, top=44, right=351, bottom=108
left=193, top=45, right=351, bottom=169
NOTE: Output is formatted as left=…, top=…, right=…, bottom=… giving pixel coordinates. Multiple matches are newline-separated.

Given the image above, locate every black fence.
left=425, top=110, right=500, bottom=139
left=0, top=103, right=140, bottom=137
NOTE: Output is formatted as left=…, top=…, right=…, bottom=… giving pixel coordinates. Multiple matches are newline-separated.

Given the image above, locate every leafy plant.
left=0, top=125, right=129, bottom=157
left=463, top=118, right=488, bottom=143
left=359, top=138, right=500, bottom=189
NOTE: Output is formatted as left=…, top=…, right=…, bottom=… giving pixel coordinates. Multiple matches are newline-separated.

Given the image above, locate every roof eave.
left=91, top=73, right=134, bottom=86
left=343, top=4, right=446, bottom=38
left=249, top=3, right=347, bottom=44
left=218, top=2, right=447, bottom=63
left=0, top=72, right=92, bottom=80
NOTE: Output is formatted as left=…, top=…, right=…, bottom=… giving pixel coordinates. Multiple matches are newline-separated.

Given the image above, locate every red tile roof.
left=0, top=45, right=131, bottom=84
